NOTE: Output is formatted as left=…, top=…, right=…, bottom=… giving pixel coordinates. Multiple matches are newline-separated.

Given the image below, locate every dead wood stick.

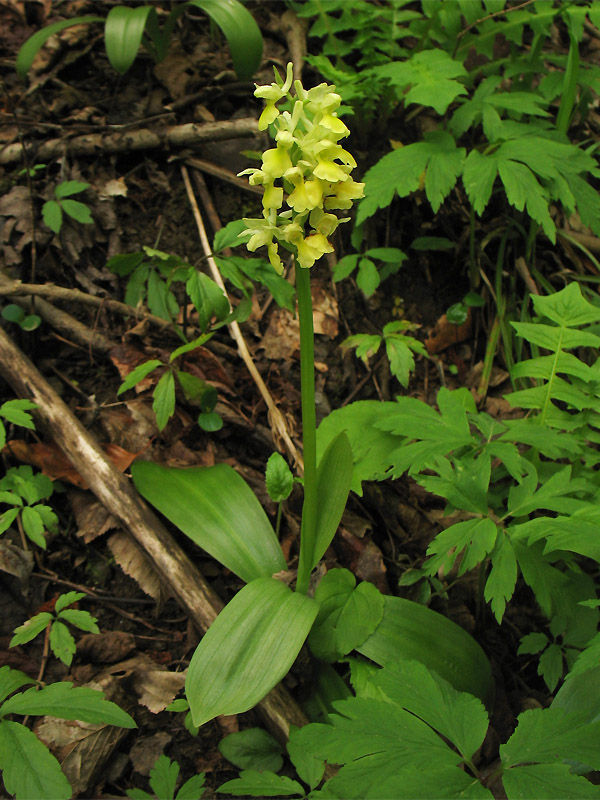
left=180, top=164, right=302, bottom=469
left=183, top=156, right=264, bottom=196
left=0, top=326, right=309, bottom=741
left=0, top=117, right=258, bottom=166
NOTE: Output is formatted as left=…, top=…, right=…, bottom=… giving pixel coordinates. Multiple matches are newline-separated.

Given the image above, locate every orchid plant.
left=131, top=64, right=493, bottom=731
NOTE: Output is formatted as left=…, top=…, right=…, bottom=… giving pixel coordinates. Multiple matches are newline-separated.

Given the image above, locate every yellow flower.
left=313, top=159, right=349, bottom=183
left=262, top=146, right=293, bottom=179
left=319, top=114, right=349, bottom=137
left=287, top=177, right=324, bottom=213
left=254, top=63, right=294, bottom=131
left=324, top=178, right=365, bottom=210
left=267, top=242, right=284, bottom=274
left=294, top=233, right=334, bottom=269
left=263, top=184, right=284, bottom=210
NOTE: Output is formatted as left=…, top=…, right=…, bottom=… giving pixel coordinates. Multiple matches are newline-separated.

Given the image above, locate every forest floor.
left=0, top=1, right=583, bottom=798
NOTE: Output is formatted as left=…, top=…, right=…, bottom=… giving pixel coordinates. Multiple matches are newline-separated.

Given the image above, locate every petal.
left=258, top=102, right=280, bottom=131
left=263, top=184, right=284, bottom=210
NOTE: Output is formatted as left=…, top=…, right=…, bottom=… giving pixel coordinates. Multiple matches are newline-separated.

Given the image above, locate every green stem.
left=295, top=264, right=317, bottom=595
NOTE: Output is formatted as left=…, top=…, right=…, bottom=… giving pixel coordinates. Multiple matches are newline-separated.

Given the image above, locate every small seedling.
left=0, top=465, right=57, bottom=549
left=10, top=591, right=99, bottom=667
left=0, top=398, right=37, bottom=450
left=126, top=754, right=205, bottom=800
left=42, top=181, right=93, bottom=234
left=2, top=303, right=41, bottom=332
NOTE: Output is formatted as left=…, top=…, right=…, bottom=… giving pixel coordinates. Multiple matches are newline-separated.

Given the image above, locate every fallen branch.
left=0, top=117, right=258, bottom=165
left=0, top=325, right=308, bottom=742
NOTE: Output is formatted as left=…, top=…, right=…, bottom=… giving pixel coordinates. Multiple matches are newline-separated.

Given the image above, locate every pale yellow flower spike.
left=241, top=63, right=364, bottom=271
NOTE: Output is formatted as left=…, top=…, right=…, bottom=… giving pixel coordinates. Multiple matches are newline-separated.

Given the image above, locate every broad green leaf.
left=0, top=399, right=37, bottom=429
left=147, top=270, right=177, bottom=321
left=127, top=790, right=153, bottom=800
left=60, top=199, right=93, bottom=225
left=217, top=769, right=304, bottom=797
left=197, top=411, right=222, bottom=431
left=0, top=507, right=20, bottom=535
left=364, top=247, right=406, bottom=263
left=1, top=683, right=136, bottom=727
left=152, top=371, right=176, bottom=432
left=502, top=763, right=600, bottom=799
left=342, top=333, right=382, bottom=363
left=357, top=595, right=493, bottom=706
left=104, top=6, right=156, bottom=74
left=0, top=665, right=34, bottom=705
left=107, top=252, right=145, bottom=277
left=182, top=0, right=263, bottom=80
left=501, top=706, right=600, bottom=770
left=186, top=577, right=318, bottom=726
left=131, top=461, right=286, bottom=582
left=10, top=612, right=53, bottom=647
left=538, top=642, right=564, bottom=692
left=186, top=271, right=230, bottom=331
left=356, top=257, right=380, bottom=296
left=54, top=591, right=85, bottom=613
left=170, top=334, right=212, bottom=362
left=214, top=256, right=295, bottom=311
left=58, top=608, right=99, bottom=634
left=0, top=719, right=71, bottom=800
left=370, top=767, right=493, bottom=799
left=533, top=280, right=600, bottom=327
left=148, top=754, right=179, bottom=800
left=42, top=200, right=62, bottom=234
left=518, top=632, right=548, bottom=655
left=333, top=253, right=360, bottom=282
left=54, top=181, right=89, bottom=199
left=463, top=150, right=498, bottom=215
left=425, top=517, right=497, bottom=577
left=377, top=49, right=467, bottom=113
left=512, top=539, right=568, bottom=618
left=307, top=431, right=353, bottom=572
left=511, top=322, right=600, bottom=351
left=219, top=727, right=283, bottom=772
left=265, top=452, right=294, bottom=503
left=16, top=16, right=103, bottom=77
left=287, top=724, right=325, bottom=788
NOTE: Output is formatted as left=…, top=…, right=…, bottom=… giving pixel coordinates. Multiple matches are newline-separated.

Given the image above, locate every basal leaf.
left=104, top=6, right=155, bottom=74
left=186, top=577, right=318, bottom=727
left=131, top=461, right=286, bottom=583
left=16, top=16, right=103, bottom=77
left=0, top=719, right=71, bottom=800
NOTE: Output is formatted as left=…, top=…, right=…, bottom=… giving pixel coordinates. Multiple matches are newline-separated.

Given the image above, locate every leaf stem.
left=295, top=264, right=317, bottom=595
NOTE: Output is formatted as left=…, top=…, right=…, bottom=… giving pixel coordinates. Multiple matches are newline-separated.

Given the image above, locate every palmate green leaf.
left=356, top=595, right=494, bottom=706
left=16, top=16, right=103, bottom=77
left=534, top=280, right=600, bottom=326
left=372, top=661, right=489, bottom=766
left=512, top=511, right=600, bottom=562
left=186, top=577, right=318, bottom=727
left=511, top=539, right=568, bottom=618
left=377, top=49, right=467, bottom=114
left=58, top=608, right=99, bottom=634
left=219, top=727, right=283, bottom=773
left=485, top=533, right=518, bottom=623
left=104, top=6, right=155, bottom=74
left=357, top=131, right=465, bottom=223
left=418, top=451, right=491, bottom=515
left=511, top=321, right=600, bottom=351
left=54, top=591, right=85, bottom=613
left=384, top=334, right=427, bottom=388
left=0, top=682, right=136, bottom=727
left=502, top=763, right=600, bottom=799
left=309, top=569, right=384, bottom=662
left=342, top=333, right=382, bottom=363
left=424, top=517, right=497, bottom=577
left=176, top=773, right=206, bottom=800
left=217, top=769, right=304, bottom=797
left=148, top=754, right=179, bottom=800
left=0, top=665, right=34, bottom=704
left=0, top=399, right=37, bottom=429
left=131, top=461, right=286, bottom=583
left=0, top=719, right=71, bottom=800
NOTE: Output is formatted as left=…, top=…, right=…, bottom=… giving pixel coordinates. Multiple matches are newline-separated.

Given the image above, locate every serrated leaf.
left=333, top=253, right=360, bottom=282
left=385, top=335, right=422, bottom=387
left=0, top=399, right=37, bottom=429
left=117, top=360, right=162, bottom=395
left=265, top=452, right=294, bottom=503
left=212, top=219, right=248, bottom=253
left=378, top=49, right=467, bottom=113
left=21, top=506, right=46, bottom=548
left=518, top=632, right=548, bottom=656
left=0, top=665, right=35, bottom=704
left=485, top=533, right=518, bottom=623
left=10, top=612, right=53, bottom=647
left=342, top=333, right=382, bottom=363
left=49, top=621, right=76, bottom=666
left=186, top=577, right=318, bottom=727
left=176, top=772, right=206, bottom=800
left=152, top=371, right=176, bottom=432
left=217, top=770, right=304, bottom=797
left=60, top=198, right=93, bottom=225
left=497, top=158, right=555, bottom=241
left=501, top=706, right=600, bottom=770
left=425, top=517, right=497, bottom=577
left=148, top=754, right=179, bottom=800
left=538, top=642, right=564, bottom=692
left=356, top=257, right=380, bottom=296
left=58, top=608, right=99, bottom=634
left=463, top=150, right=498, bottom=215
left=219, top=728, right=283, bottom=773
left=54, top=591, right=85, bottom=613
left=42, top=200, right=62, bottom=234
left=131, top=461, right=286, bottom=583
left=1, top=682, right=136, bottom=727
left=0, top=719, right=71, bottom=800
left=502, top=763, right=600, bottom=799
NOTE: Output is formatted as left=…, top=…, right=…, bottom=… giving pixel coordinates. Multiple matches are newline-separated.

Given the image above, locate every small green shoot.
left=0, top=398, right=37, bottom=450
left=0, top=465, right=57, bottom=549
left=2, top=304, right=41, bottom=332
left=42, top=181, right=93, bottom=234
left=10, top=591, right=99, bottom=667
left=126, top=754, right=205, bottom=800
